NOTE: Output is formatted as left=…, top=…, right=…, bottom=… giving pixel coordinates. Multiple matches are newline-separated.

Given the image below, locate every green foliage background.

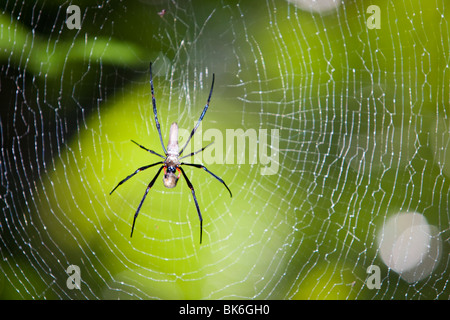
left=0, top=0, right=449, bottom=299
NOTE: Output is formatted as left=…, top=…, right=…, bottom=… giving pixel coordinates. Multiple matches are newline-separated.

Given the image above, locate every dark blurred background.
left=0, top=0, right=449, bottom=299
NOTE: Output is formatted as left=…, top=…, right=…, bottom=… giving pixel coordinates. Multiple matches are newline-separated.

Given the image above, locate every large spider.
left=110, top=63, right=232, bottom=244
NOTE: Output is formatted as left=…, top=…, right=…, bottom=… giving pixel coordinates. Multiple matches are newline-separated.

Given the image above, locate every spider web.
left=0, top=0, right=449, bottom=299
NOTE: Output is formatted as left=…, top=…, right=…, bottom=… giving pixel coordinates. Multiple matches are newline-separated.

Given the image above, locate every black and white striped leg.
left=130, top=165, right=164, bottom=237
left=179, top=166, right=203, bottom=244
left=181, top=163, right=232, bottom=197
left=110, top=161, right=164, bottom=195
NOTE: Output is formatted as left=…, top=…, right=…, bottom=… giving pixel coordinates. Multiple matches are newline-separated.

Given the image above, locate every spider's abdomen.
left=167, top=122, right=179, bottom=156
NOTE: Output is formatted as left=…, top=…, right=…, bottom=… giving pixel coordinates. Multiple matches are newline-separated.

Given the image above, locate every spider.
left=110, top=62, right=232, bottom=244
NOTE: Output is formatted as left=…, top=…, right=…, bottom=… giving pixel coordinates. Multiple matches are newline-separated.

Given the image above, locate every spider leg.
left=110, top=161, right=164, bottom=195
left=179, top=141, right=214, bottom=160
left=130, top=165, right=165, bottom=237
left=131, top=140, right=166, bottom=159
left=180, top=162, right=232, bottom=198
left=179, top=74, right=215, bottom=156
left=178, top=167, right=203, bottom=244
left=149, top=62, right=168, bottom=155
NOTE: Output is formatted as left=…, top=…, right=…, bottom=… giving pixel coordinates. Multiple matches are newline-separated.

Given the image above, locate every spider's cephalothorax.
left=110, top=63, right=232, bottom=244
left=163, top=166, right=179, bottom=188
